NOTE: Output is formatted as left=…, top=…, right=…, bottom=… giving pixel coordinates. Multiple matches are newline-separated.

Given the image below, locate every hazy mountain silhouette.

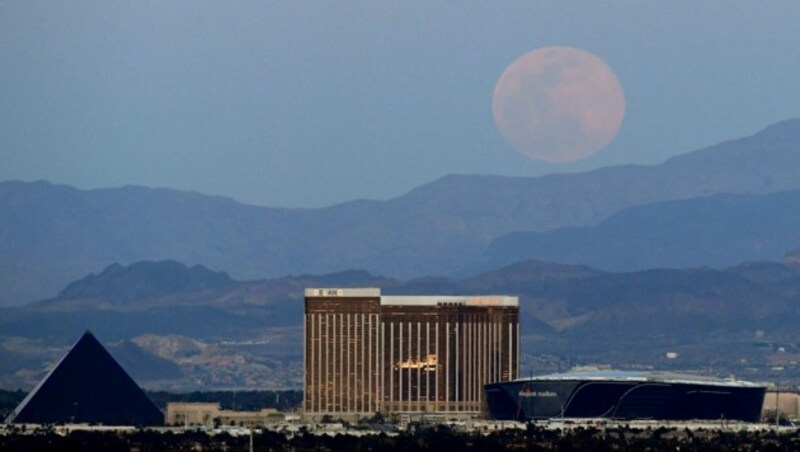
left=2, top=119, right=800, bottom=305
left=476, top=190, right=800, bottom=273
left=57, top=260, right=234, bottom=303
left=2, top=261, right=395, bottom=343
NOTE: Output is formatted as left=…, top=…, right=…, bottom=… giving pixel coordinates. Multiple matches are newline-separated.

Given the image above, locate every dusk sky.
left=1, top=1, right=798, bottom=208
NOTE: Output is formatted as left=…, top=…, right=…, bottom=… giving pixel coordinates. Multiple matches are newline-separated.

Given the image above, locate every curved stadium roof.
left=514, top=370, right=762, bottom=388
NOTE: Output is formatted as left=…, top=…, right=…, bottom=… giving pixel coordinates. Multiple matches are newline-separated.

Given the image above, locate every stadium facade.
left=485, top=370, right=766, bottom=422
left=304, top=288, right=519, bottom=418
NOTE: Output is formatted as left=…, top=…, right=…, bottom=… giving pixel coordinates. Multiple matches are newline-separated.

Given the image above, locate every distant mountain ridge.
left=477, top=189, right=800, bottom=273
left=3, top=259, right=800, bottom=390
left=57, top=260, right=234, bottom=303
left=2, top=119, right=800, bottom=305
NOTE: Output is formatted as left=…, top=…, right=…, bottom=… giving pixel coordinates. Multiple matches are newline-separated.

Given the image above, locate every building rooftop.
left=304, top=288, right=381, bottom=297
left=513, top=370, right=764, bottom=388
left=381, top=295, right=518, bottom=307
left=304, top=288, right=518, bottom=307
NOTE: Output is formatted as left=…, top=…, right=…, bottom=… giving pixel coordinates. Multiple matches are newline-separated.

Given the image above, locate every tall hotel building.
left=304, top=288, right=519, bottom=417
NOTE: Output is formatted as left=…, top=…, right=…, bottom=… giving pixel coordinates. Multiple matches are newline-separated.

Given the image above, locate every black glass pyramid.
left=5, top=331, right=163, bottom=425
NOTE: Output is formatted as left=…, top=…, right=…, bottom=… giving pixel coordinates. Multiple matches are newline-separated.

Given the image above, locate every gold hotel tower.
left=304, top=288, right=519, bottom=417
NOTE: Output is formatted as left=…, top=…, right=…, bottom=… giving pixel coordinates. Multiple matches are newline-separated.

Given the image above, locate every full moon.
left=492, top=46, right=626, bottom=163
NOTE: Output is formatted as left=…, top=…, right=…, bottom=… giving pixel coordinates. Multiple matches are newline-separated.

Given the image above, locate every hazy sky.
left=1, top=2, right=798, bottom=208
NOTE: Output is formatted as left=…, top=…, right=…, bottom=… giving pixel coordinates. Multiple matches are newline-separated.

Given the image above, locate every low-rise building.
left=165, top=402, right=283, bottom=427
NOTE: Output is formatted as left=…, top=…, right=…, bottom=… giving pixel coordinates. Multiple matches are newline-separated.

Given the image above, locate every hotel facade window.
left=304, top=288, right=519, bottom=417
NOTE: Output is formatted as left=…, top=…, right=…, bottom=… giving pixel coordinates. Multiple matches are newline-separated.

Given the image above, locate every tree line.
left=2, top=423, right=799, bottom=451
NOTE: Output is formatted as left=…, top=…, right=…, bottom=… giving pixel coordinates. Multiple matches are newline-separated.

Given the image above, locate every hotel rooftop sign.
left=304, top=288, right=381, bottom=297
left=304, top=288, right=517, bottom=307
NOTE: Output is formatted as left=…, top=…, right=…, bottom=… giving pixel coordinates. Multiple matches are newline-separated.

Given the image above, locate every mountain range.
left=3, top=118, right=800, bottom=305
left=2, top=259, right=800, bottom=390
left=476, top=189, right=800, bottom=273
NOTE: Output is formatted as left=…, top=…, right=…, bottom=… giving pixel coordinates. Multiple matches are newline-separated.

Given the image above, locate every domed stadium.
left=485, top=370, right=766, bottom=423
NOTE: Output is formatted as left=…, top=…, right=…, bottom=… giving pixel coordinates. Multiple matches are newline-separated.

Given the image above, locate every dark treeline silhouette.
left=2, top=424, right=799, bottom=451
left=0, top=388, right=303, bottom=420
